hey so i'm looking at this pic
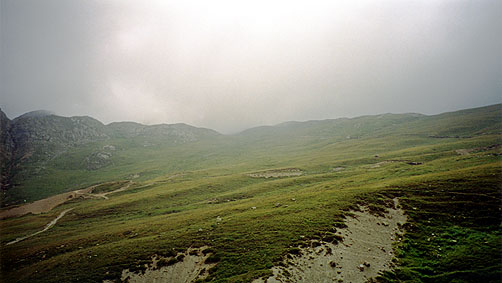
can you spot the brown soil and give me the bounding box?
[254,198,407,283]
[0,181,133,219]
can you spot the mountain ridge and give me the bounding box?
[0,103,500,206]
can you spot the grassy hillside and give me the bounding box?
[4,104,500,206]
[0,105,500,282]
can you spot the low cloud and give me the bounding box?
[1,0,501,133]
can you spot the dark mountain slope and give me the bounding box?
[0,109,14,190]
[0,111,221,205]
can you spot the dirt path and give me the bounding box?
[6,208,74,246]
[0,186,97,219]
[254,198,406,283]
[92,181,133,200]
[0,181,133,219]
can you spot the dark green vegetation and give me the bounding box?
[0,104,501,282]
[371,172,501,283]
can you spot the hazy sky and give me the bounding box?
[1,0,501,133]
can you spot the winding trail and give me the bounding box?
[6,208,74,246]
[0,181,134,219]
[92,181,133,200]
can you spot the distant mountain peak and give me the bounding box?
[15,110,55,119]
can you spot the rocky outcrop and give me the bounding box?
[0,110,221,203]
[0,109,14,190]
[10,114,108,164]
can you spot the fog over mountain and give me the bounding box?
[1,0,501,133]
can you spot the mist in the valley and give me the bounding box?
[1,0,501,133]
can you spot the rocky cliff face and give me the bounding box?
[0,109,14,189]
[0,110,220,194]
[10,114,108,164]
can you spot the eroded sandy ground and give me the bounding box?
[0,181,133,219]
[254,198,406,283]
[0,188,93,219]
[106,247,215,283]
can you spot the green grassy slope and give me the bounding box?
[0,104,500,282]
[5,104,500,205]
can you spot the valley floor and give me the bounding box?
[0,133,501,283]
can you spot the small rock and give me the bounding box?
[216,216,222,222]
[291,198,296,201]
[363,261,370,267]
[275,203,281,207]
[251,206,257,209]
[358,264,365,271]
[198,228,203,232]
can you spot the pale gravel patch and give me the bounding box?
[247,168,303,178]
[105,247,215,283]
[254,198,406,283]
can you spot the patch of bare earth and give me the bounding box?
[0,187,92,219]
[248,168,303,178]
[254,198,406,283]
[0,181,133,219]
[106,247,215,283]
